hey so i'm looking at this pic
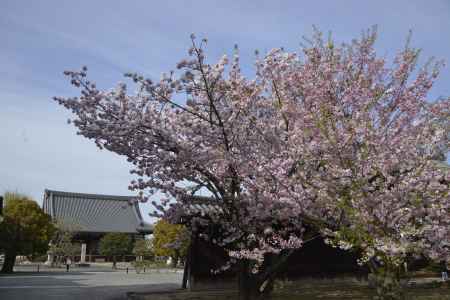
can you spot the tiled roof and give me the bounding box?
[43,189,153,234]
[176,194,224,217]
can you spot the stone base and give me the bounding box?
[76,263,91,267]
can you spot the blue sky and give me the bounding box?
[1,0,450,221]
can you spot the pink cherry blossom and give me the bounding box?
[55,28,449,298]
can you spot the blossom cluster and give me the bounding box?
[55,28,450,275]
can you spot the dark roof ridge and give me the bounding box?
[44,189,138,202]
[43,189,153,234]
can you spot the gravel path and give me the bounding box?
[0,269,182,300]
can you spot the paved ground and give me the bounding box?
[0,267,182,300]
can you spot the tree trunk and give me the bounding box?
[171,255,178,268]
[112,256,117,269]
[181,261,188,289]
[238,262,257,300]
[237,250,296,300]
[181,245,191,289]
[368,261,406,300]
[238,260,273,300]
[1,249,17,273]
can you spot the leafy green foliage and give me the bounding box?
[48,221,82,266]
[0,192,56,272]
[0,192,55,255]
[152,219,190,263]
[99,233,132,257]
[132,239,153,259]
[50,231,80,258]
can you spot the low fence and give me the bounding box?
[3,261,184,274]
[61,255,154,263]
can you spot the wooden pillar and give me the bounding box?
[188,234,197,290]
[182,243,192,289]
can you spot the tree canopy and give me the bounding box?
[132,239,154,259]
[0,192,56,273]
[152,219,189,263]
[56,28,449,299]
[49,222,80,264]
[99,233,132,257]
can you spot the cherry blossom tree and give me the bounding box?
[56,28,449,300]
[242,29,450,300]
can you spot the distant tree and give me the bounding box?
[49,226,80,266]
[132,239,153,261]
[0,192,56,273]
[153,220,190,267]
[99,233,132,269]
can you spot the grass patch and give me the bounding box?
[129,281,450,300]
[273,280,450,300]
